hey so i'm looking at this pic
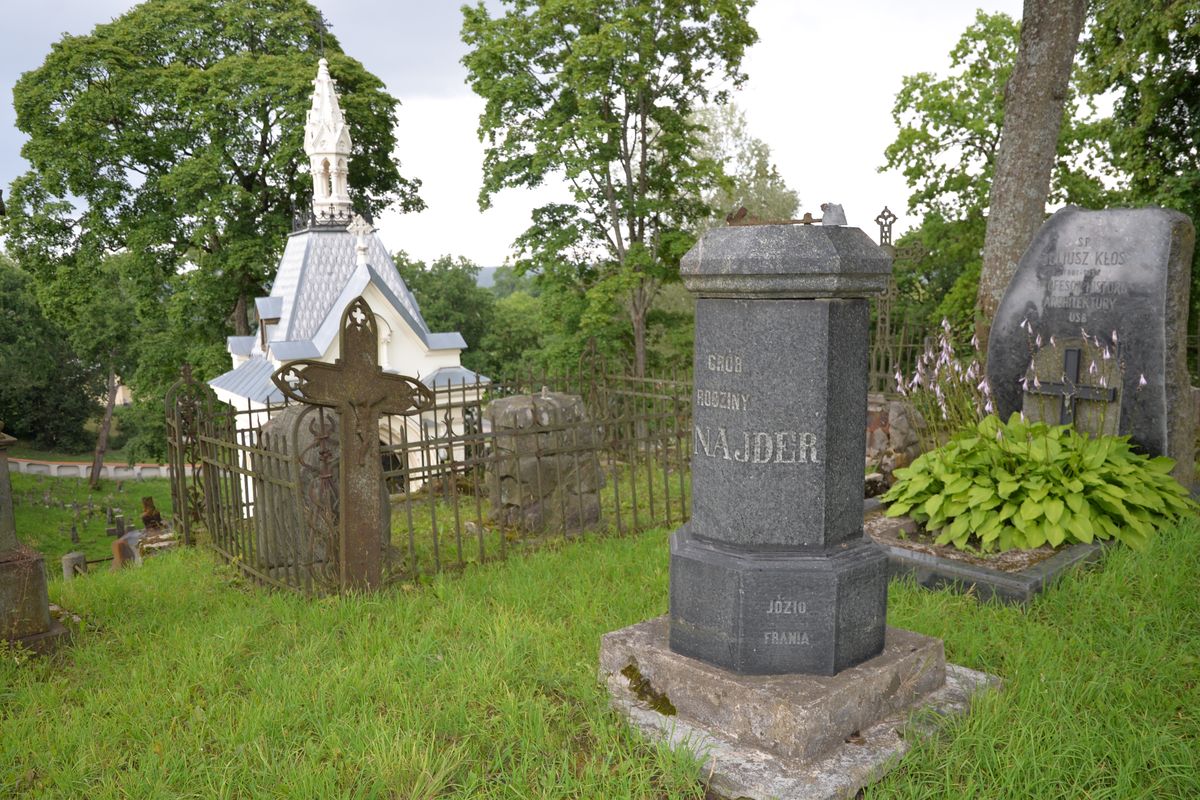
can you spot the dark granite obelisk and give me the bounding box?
[669,221,892,675]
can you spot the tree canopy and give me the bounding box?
[3,0,424,457]
[881,10,1114,341]
[461,0,758,375]
[692,102,799,232]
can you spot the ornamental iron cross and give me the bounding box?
[272,297,434,591]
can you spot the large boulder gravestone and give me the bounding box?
[987,206,1196,485]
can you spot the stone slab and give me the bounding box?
[608,659,998,800]
[868,513,1108,605]
[601,616,999,800]
[601,617,946,763]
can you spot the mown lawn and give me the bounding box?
[2,518,1198,799]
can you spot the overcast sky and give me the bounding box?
[1,0,1025,266]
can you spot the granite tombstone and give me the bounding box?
[987,206,1195,485]
[669,220,892,676]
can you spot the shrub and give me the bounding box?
[881,413,1195,552]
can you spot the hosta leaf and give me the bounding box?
[1045,522,1066,548]
[924,494,944,517]
[997,480,1019,498]
[1020,497,1043,521]
[885,502,912,517]
[1044,498,1064,524]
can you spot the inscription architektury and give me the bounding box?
[669,222,893,676]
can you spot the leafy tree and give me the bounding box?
[4,0,424,450]
[1082,0,1200,339]
[881,10,1114,343]
[0,254,99,450]
[490,265,540,300]
[462,0,758,376]
[977,0,1089,354]
[477,291,546,379]
[394,252,496,376]
[692,103,799,231]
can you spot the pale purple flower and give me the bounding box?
[984,400,994,414]
[1099,375,1108,388]
[1036,333,1043,348]
[1049,335,1056,347]
[1103,347,1111,361]
[1111,330,1119,345]
[971,334,979,350]
[1080,327,1090,339]
[1089,360,1098,375]
[1138,373,1148,388]
[1033,375,1041,390]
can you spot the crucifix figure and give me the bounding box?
[1022,338,1120,434]
[272,297,434,591]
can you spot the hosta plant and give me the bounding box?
[882,414,1195,552]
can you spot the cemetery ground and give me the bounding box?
[9,474,173,564]
[3,512,1198,798]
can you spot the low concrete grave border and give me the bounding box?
[863,500,1107,605]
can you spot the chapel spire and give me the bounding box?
[304,58,353,222]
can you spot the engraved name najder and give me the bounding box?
[694,426,820,464]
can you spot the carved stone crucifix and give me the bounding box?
[272,297,433,591]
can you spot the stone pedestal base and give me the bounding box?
[601,616,999,800]
[670,526,888,675]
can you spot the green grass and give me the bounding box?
[7,444,131,464]
[2,518,1198,798]
[8,474,174,564]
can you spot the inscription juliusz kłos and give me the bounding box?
[1042,237,1130,325]
[695,350,821,464]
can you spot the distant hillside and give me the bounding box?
[476,267,500,288]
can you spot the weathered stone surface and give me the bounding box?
[0,548,52,640]
[670,528,888,676]
[681,224,892,298]
[672,223,891,675]
[987,206,1196,484]
[602,617,946,763]
[602,620,999,800]
[0,427,16,553]
[485,392,604,532]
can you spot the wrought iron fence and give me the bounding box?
[165,364,691,596]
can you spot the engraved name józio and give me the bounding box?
[766,597,807,615]
[694,426,820,464]
[763,631,811,646]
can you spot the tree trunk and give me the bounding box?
[975,0,1088,356]
[90,366,118,489]
[232,293,250,336]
